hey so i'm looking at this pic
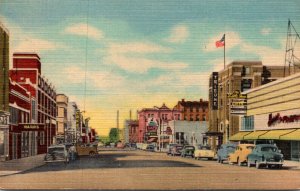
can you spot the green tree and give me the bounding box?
[109,128,119,143]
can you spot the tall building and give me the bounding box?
[67,101,79,144]
[56,94,68,144]
[174,99,209,121]
[207,61,288,149]
[0,22,9,160]
[128,120,139,143]
[10,53,57,154]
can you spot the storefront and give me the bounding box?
[230,72,300,161]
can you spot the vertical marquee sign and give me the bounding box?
[212,72,218,110]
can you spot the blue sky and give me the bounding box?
[1,0,300,135]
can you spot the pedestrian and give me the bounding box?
[69,145,76,161]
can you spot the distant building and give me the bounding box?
[174,99,209,121]
[123,120,130,144]
[207,61,291,149]
[168,121,208,146]
[128,120,138,143]
[138,103,181,149]
[0,22,9,161]
[10,53,57,154]
[56,94,68,144]
[67,102,79,143]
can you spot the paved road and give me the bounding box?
[0,148,300,190]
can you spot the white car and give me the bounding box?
[44,144,70,163]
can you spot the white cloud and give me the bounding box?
[63,66,125,89]
[241,43,285,66]
[104,42,187,73]
[64,23,104,41]
[14,38,66,52]
[204,31,241,52]
[165,24,189,43]
[261,28,272,35]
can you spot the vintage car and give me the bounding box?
[76,144,98,156]
[170,145,184,156]
[217,143,237,163]
[145,144,155,152]
[247,144,284,169]
[167,143,178,155]
[44,144,70,163]
[181,145,195,158]
[194,145,215,160]
[228,144,255,166]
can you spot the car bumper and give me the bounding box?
[259,161,283,165]
[44,159,67,163]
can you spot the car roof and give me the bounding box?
[238,144,255,148]
[49,144,66,148]
[255,144,277,148]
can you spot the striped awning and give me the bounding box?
[243,130,269,140]
[276,129,300,141]
[259,129,296,140]
[229,131,252,141]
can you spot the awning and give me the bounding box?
[229,131,252,141]
[205,131,223,136]
[258,129,297,140]
[243,130,269,140]
[280,129,300,141]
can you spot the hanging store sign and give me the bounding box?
[212,72,218,110]
[229,91,247,115]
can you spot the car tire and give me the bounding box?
[237,158,242,166]
[247,160,251,168]
[255,161,260,169]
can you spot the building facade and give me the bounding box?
[67,101,79,144]
[168,120,208,146]
[137,103,181,148]
[128,120,139,143]
[0,22,9,161]
[56,94,68,144]
[207,61,287,149]
[10,53,57,154]
[230,72,300,161]
[174,99,209,121]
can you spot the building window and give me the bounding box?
[196,115,199,121]
[196,107,199,112]
[190,115,193,121]
[245,67,250,74]
[202,114,206,121]
[40,132,45,145]
[184,115,187,120]
[31,100,36,121]
[241,116,254,131]
[190,107,193,112]
[9,107,18,124]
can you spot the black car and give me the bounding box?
[167,143,178,155]
[171,145,184,156]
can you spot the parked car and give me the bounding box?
[44,144,70,163]
[194,145,215,160]
[217,143,237,163]
[167,143,178,155]
[116,142,125,149]
[228,144,255,166]
[171,145,184,156]
[76,144,98,156]
[247,144,284,169]
[181,145,195,158]
[145,144,155,152]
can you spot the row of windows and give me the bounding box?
[38,77,56,99]
[145,113,181,120]
[183,107,207,112]
[9,107,30,124]
[241,115,254,130]
[184,114,207,121]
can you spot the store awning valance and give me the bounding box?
[259,129,296,140]
[277,129,300,141]
[229,131,251,141]
[243,130,269,140]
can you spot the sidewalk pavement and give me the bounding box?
[0,154,45,176]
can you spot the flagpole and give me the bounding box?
[224,34,226,69]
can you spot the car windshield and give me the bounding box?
[246,146,254,150]
[48,147,65,153]
[261,147,277,152]
[226,146,235,149]
[176,146,183,149]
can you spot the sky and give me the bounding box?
[1,0,300,136]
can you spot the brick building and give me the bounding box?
[10,53,57,154]
[174,99,209,121]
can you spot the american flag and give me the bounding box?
[215,34,225,48]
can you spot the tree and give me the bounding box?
[109,128,119,143]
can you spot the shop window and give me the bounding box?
[241,116,254,130]
[9,107,18,124]
[40,132,45,145]
[202,114,206,121]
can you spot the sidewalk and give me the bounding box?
[0,154,45,176]
[284,160,300,170]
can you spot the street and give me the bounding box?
[0,148,300,190]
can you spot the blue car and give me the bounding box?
[217,143,237,163]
